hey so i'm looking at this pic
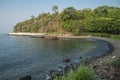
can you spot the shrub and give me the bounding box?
[54,66,94,80]
[112,35,120,40]
[110,56,120,68]
[74,66,94,80]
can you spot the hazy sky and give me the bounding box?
[0,0,120,33]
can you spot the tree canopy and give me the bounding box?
[14,5,120,35]
[52,5,58,14]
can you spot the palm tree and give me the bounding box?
[52,5,58,13]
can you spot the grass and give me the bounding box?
[77,32,120,40]
[54,66,94,80]
[110,56,120,68]
[92,33,120,40]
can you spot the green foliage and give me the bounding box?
[74,66,94,80]
[14,5,120,35]
[52,5,58,13]
[54,66,94,80]
[60,7,77,21]
[110,56,120,68]
[47,27,56,32]
[94,6,109,17]
[76,32,120,40]
[95,33,111,37]
[112,35,120,40]
[61,20,81,35]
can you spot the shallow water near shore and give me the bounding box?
[0,34,111,80]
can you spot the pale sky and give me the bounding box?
[0,0,120,33]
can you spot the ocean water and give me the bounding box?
[0,34,111,80]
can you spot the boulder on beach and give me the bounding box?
[19,75,31,80]
[30,35,40,38]
[47,36,58,40]
[62,58,70,63]
[41,35,45,38]
[30,35,45,38]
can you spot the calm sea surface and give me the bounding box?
[0,34,110,80]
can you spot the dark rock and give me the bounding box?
[69,63,76,71]
[57,64,68,69]
[72,59,81,68]
[30,36,40,38]
[56,63,71,74]
[74,59,80,64]
[93,65,98,69]
[55,68,63,76]
[47,36,58,40]
[19,75,31,80]
[84,58,90,64]
[62,64,71,73]
[48,68,62,78]
[41,35,44,38]
[45,74,52,80]
[48,69,56,77]
[67,59,81,71]
[62,58,70,63]
[94,75,102,80]
[79,56,83,60]
[30,35,45,38]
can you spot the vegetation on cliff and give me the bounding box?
[14,5,120,36]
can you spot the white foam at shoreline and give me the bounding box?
[9,32,92,39]
[9,33,46,36]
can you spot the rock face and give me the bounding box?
[19,75,31,80]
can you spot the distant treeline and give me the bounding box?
[14,5,120,35]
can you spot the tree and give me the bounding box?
[60,7,76,21]
[31,15,35,19]
[52,5,58,14]
[94,6,108,17]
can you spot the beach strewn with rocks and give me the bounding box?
[88,37,120,80]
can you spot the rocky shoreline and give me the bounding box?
[88,37,120,80]
[9,33,120,80]
[44,36,116,80]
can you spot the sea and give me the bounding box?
[0,34,111,80]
